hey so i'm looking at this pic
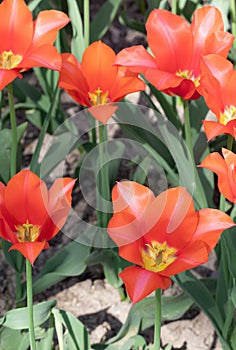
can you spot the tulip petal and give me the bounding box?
[146,9,192,72]
[115,45,158,73]
[0,69,22,91]
[120,265,171,304]
[81,41,117,93]
[19,45,62,71]
[162,240,209,276]
[144,187,198,250]
[32,10,70,49]
[0,0,33,54]
[4,170,48,225]
[199,152,228,175]
[193,208,235,250]
[87,104,118,124]
[203,120,236,141]
[39,178,76,240]
[9,241,49,265]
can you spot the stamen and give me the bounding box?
[88,87,109,106]
[15,219,40,243]
[142,241,177,273]
[219,105,236,125]
[0,50,22,69]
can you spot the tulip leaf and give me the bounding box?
[90,0,123,42]
[0,123,27,183]
[53,308,90,350]
[92,293,193,349]
[0,300,56,330]
[33,241,90,294]
[0,327,29,350]
[67,0,85,61]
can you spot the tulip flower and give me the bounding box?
[115,6,233,100]
[199,54,236,140]
[0,0,70,90]
[58,41,145,123]
[107,181,234,303]
[199,148,236,203]
[0,170,76,264]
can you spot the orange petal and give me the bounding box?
[144,187,198,250]
[146,9,192,72]
[202,120,236,141]
[120,266,171,304]
[0,0,33,55]
[4,170,49,225]
[39,178,76,240]
[112,181,155,218]
[191,7,233,62]
[0,218,18,243]
[193,208,235,250]
[199,152,228,176]
[163,240,209,276]
[59,53,90,106]
[32,10,70,49]
[9,241,49,265]
[19,45,62,71]
[115,45,158,73]
[81,41,117,93]
[87,104,118,124]
[0,69,22,91]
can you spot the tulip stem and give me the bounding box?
[153,289,162,349]
[84,0,90,48]
[171,0,177,14]
[227,134,234,151]
[183,99,208,208]
[26,259,36,350]
[7,83,17,177]
[97,123,111,229]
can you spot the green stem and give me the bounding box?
[30,86,58,175]
[7,83,18,177]
[26,260,36,350]
[171,0,177,14]
[183,100,208,208]
[227,134,234,151]
[231,0,236,49]
[153,289,161,349]
[84,0,90,48]
[97,123,110,228]
[183,100,194,161]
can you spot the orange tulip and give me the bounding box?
[0,0,70,90]
[58,41,145,123]
[199,148,236,203]
[0,170,76,265]
[199,54,236,140]
[107,181,234,303]
[115,6,233,100]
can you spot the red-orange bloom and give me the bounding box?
[0,0,70,90]
[199,54,236,140]
[115,6,233,100]
[199,148,236,203]
[107,181,234,304]
[58,41,145,123]
[0,170,76,265]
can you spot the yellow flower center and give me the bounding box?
[0,50,22,69]
[88,87,109,106]
[142,241,177,273]
[176,69,200,87]
[15,220,40,243]
[219,105,236,125]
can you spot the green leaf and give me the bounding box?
[33,241,90,294]
[67,0,85,61]
[0,123,27,183]
[0,327,29,350]
[0,300,56,330]
[90,0,123,42]
[53,308,90,350]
